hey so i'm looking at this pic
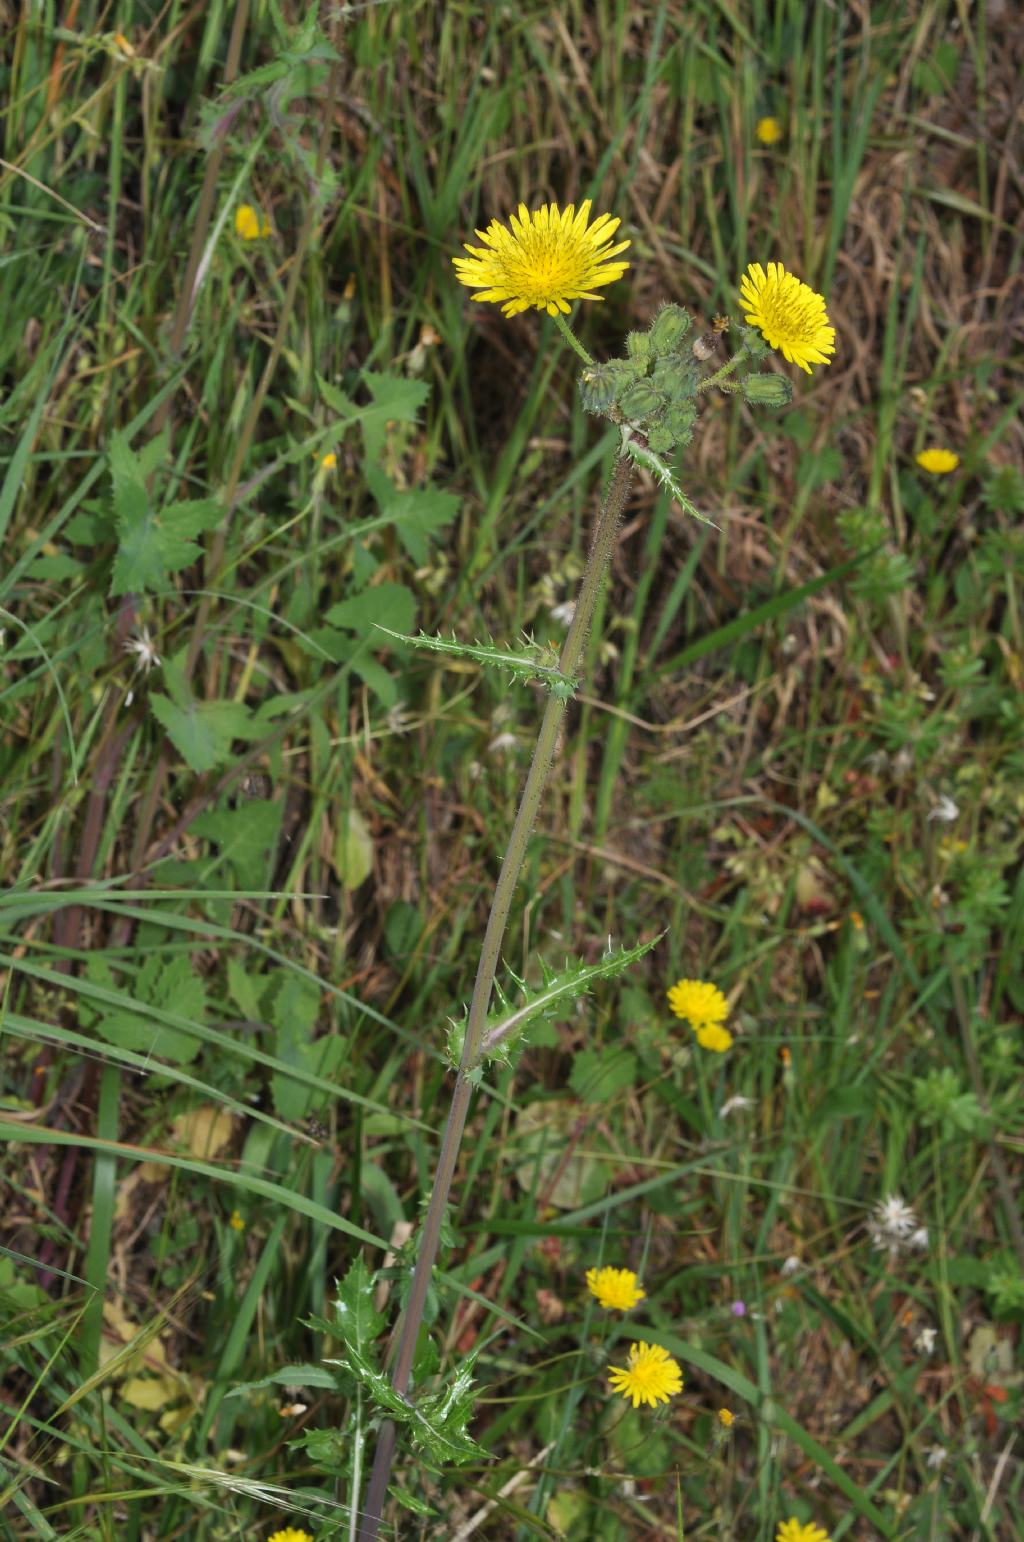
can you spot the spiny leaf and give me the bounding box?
[375,627,577,699]
[325,1343,485,1466]
[623,439,721,531]
[454,935,662,1069]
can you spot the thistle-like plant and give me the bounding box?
[340,202,836,1538]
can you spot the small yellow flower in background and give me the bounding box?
[756,116,783,145]
[667,978,728,1031]
[915,447,959,474]
[607,1341,683,1409]
[268,1529,314,1542]
[234,203,271,241]
[585,1266,646,1311]
[452,199,631,318]
[740,262,836,374]
[316,451,337,470]
[695,1022,734,1053]
[718,1407,735,1427]
[228,1209,245,1232]
[776,1520,832,1542]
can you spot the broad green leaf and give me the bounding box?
[568,1047,637,1103]
[223,1363,337,1398]
[333,807,373,891]
[368,469,460,564]
[335,1256,384,1352]
[193,800,283,889]
[324,582,416,637]
[269,973,341,1122]
[108,426,222,595]
[316,370,428,465]
[90,955,206,1064]
[149,694,255,773]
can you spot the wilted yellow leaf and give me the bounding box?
[121,1373,181,1411]
[170,1105,237,1159]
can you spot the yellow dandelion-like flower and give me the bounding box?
[718,1407,735,1426]
[234,204,271,241]
[695,1022,734,1054]
[667,978,728,1031]
[915,447,959,474]
[585,1266,646,1311]
[452,199,631,318]
[316,451,337,470]
[607,1341,683,1409]
[756,116,783,145]
[739,262,836,374]
[228,1209,245,1232]
[267,1529,314,1542]
[776,1520,832,1542]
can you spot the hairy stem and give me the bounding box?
[357,447,636,1540]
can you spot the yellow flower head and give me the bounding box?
[776,1521,832,1542]
[607,1341,683,1409]
[228,1209,245,1232]
[268,1529,314,1542]
[739,262,836,374]
[585,1266,646,1311]
[915,447,959,474]
[452,199,630,318]
[316,451,337,470]
[695,1022,734,1053]
[667,978,728,1031]
[235,203,271,241]
[718,1406,736,1426]
[756,116,783,145]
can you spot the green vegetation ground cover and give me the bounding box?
[1,2,1022,1538]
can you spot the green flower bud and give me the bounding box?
[627,330,653,366]
[663,402,697,438]
[652,355,699,401]
[578,359,641,415]
[578,363,619,414]
[648,303,692,354]
[738,324,770,359]
[741,372,794,408]
[618,382,665,421]
[646,424,676,454]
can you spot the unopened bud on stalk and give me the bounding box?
[741,373,794,407]
[648,303,692,354]
[626,330,653,366]
[618,381,664,421]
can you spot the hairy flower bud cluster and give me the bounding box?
[578,303,699,455]
[579,305,796,449]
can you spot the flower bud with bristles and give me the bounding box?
[741,373,794,408]
[626,330,653,366]
[618,382,664,422]
[648,303,692,354]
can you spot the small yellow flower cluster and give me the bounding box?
[451,203,834,385]
[915,447,959,474]
[607,1341,683,1409]
[584,1267,683,1409]
[585,1266,645,1311]
[667,977,733,1052]
[756,116,784,145]
[776,1520,833,1542]
[268,1529,314,1542]
[235,203,271,241]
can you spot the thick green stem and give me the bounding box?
[357,449,635,1541]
